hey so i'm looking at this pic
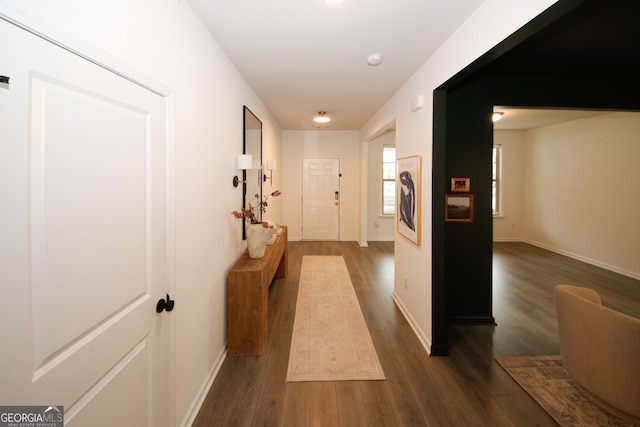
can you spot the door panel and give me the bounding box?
[0,19,169,426]
[30,75,149,369]
[302,158,340,240]
[65,340,150,427]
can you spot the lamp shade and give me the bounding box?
[237,154,253,170]
[266,160,276,171]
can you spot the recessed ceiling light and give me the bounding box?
[323,0,345,4]
[313,111,331,123]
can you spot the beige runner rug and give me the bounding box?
[286,256,385,382]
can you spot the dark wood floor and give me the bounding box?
[192,241,640,426]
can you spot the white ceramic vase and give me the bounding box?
[246,223,268,258]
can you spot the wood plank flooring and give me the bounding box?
[192,241,640,426]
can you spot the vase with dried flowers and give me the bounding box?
[232,190,281,258]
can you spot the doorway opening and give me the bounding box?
[432,0,640,354]
[366,128,396,243]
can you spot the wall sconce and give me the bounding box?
[233,154,253,187]
[263,160,276,185]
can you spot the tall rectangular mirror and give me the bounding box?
[243,106,262,239]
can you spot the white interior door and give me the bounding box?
[302,158,340,240]
[0,19,171,426]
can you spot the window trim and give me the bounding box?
[382,145,396,216]
[492,144,502,216]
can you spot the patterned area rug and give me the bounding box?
[286,256,385,382]
[495,355,634,426]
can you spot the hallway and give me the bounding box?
[193,241,639,426]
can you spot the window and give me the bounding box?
[492,145,502,216]
[382,145,396,215]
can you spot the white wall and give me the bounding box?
[494,114,640,279]
[493,130,526,241]
[359,0,559,353]
[367,132,396,241]
[522,112,640,279]
[261,119,283,223]
[281,130,360,241]
[2,1,282,425]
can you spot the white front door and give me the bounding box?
[0,19,171,426]
[302,158,340,240]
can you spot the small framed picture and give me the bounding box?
[451,177,470,192]
[445,194,474,222]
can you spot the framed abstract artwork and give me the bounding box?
[397,155,421,246]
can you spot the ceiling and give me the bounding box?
[493,108,609,130]
[187,0,485,130]
[188,0,640,131]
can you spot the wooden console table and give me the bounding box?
[228,226,288,356]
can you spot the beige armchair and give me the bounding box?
[555,284,640,425]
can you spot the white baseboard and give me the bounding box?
[492,237,523,242]
[523,239,640,281]
[180,344,228,427]
[391,292,432,356]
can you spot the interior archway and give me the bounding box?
[431,0,640,354]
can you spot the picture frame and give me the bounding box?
[397,155,421,246]
[445,194,474,222]
[451,177,470,192]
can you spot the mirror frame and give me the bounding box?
[242,106,262,239]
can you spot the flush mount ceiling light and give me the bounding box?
[323,0,345,4]
[492,112,504,122]
[367,53,382,66]
[313,111,331,123]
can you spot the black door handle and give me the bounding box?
[156,294,175,313]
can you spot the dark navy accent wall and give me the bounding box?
[443,82,494,323]
[434,72,640,344]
